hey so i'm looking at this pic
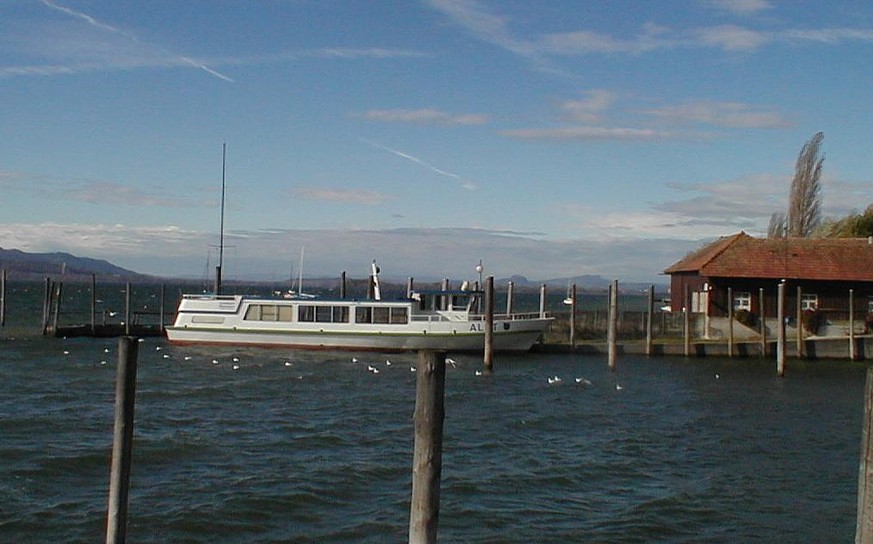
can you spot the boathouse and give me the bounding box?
[663,232,873,335]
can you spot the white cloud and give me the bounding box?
[499,126,674,141]
[360,108,488,125]
[703,0,774,16]
[695,24,771,51]
[294,187,395,205]
[558,90,617,123]
[645,100,792,129]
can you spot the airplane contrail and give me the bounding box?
[359,138,476,190]
[38,0,235,82]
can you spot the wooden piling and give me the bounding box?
[645,284,654,356]
[52,282,62,335]
[106,337,139,544]
[506,280,514,315]
[856,367,873,543]
[42,278,51,334]
[759,288,766,357]
[407,277,414,300]
[340,271,347,299]
[569,283,577,348]
[91,274,97,334]
[850,289,857,361]
[483,276,494,372]
[796,285,804,359]
[124,283,131,336]
[0,268,6,327]
[683,285,691,357]
[408,350,446,544]
[777,282,786,377]
[159,284,166,333]
[727,287,734,357]
[607,279,618,371]
[539,284,547,318]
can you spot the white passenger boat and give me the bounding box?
[166,263,552,353]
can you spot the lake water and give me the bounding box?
[0,281,868,542]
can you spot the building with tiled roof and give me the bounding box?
[663,232,873,321]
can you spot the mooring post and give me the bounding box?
[124,283,131,336]
[683,284,691,357]
[645,285,654,356]
[0,268,6,327]
[409,350,446,544]
[607,279,618,371]
[727,287,734,357]
[340,271,347,299]
[407,277,414,300]
[850,289,857,361]
[159,284,166,333]
[42,278,51,334]
[506,280,514,315]
[484,276,494,372]
[759,288,766,358]
[796,285,804,359]
[777,282,786,377]
[856,367,873,543]
[106,336,139,544]
[539,284,547,318]
[569,283,577,348]
[91,274,97,334]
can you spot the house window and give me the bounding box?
[733,292,751,311]
[867,297,873,314]
[801,294,818,311]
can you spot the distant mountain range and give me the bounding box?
[0,248,153,282]
[0,248,668,292]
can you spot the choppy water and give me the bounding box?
[0,333,866,543]
[0,282,868,542]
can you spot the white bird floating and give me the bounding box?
[184,356,193,361]
[212,359,219,365]
[575,377,592,385]
[232,364,240,370]
[232,357,240,362]
[475,370,483,376]
[385,359,391,366]
[548,376,562,384]
[284,361,292,367]
[446,358,457,367]
[352,357,359,363]
[410,366,416,372]
[615,384,623,391]
[104,348,110,353]
[162,354,170,359]
[156,346,162,351]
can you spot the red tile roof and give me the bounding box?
[664,232,873,281]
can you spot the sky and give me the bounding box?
[1,0,872,285]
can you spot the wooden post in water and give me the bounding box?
[683,285,691,356]
[124,283,131,336]
[42,278,51,334]
[407,277,414,300]
[856,367,873,543]
[850,289,857,361]
[539,284,547,318]
[569,283,577,348]
[340,271,347,299]
[759,288,767,358]
[0,268,6,327]
[506,281,514,315]
[91,274,97,334]
[484,276,494,373]
[106,336,139,544]
[727,287,734,357]
[777,282,786,377]
[796,285,804,359]
[409,350,446,544]
[645,285,654,356]
[607,279,618,371]
[159,284,166,333]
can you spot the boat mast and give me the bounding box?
[214,142,227,295]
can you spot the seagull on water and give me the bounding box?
[575,377,592,385]
[615,383,623,391]
[548,376,562,384]
[475,370,483,376]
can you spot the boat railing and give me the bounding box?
[465,311,551,322]
[181,294,239,301]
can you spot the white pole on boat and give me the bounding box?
[371,260,382,301]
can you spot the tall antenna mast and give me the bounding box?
[214,142,227,295]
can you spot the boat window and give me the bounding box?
[355,307,372,324]
[316,306,333,322]
[372,307,390,324]
[260,304,278,321]
[390,307,408,324]
[333,306,350,323]
[244,305,261,321]
[278,305,294,322]
[298,305,315,322]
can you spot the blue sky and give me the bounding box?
[1,0,872,284]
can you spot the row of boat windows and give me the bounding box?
[243,304,409,325]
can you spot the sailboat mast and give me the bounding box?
[214,142,227,295]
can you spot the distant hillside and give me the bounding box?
[0,248,153,282]
[498,274,668,294]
